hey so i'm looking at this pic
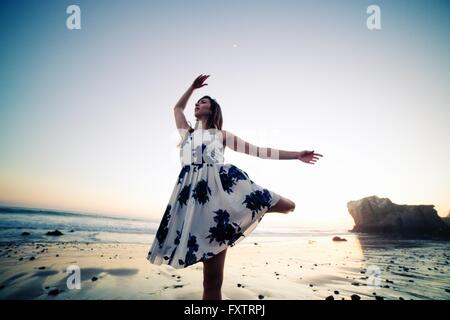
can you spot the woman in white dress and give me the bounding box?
[147,74,323,300]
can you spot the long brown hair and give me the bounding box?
[201,95,223,131]
[177,95,223,148]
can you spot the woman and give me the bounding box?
[147,74,323,300]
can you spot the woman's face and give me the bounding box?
[194,97,211,119]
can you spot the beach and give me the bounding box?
[1,233,449,300]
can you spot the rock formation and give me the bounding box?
[443,210,450,227]
[347,195,450,239]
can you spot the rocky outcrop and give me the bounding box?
[347,196,450,239]
[46,230,63,236]
[444,210,450,227]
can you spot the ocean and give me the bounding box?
[0,206,349,245]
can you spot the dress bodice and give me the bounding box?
[179,129,225,166]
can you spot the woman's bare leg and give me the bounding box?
[267,195,296,213]
[202,248,227,300]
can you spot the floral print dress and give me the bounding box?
[147,129,281,269]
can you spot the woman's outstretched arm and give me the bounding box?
[221,130,323,164]
[173,74,209,137]
[173,85,194,135]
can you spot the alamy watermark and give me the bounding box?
[66,264,81,289]
[366,264,382,288]
[177,127,281,165]
[367,5,381,30]
[66,5,81,30]
[64,5,381,32]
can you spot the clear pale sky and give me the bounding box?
[0,0,449,229]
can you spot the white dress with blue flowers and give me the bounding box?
[147,129,281,269]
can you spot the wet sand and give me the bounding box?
[0,235,449,300]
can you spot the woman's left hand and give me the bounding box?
[191,74,210,90]
[297,150,323,164]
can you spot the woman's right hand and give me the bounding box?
[191,74,210,89]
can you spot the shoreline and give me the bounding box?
[0,234,448,300]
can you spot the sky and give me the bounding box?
[0,0,449,229]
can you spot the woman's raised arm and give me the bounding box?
[173,74,209,137]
